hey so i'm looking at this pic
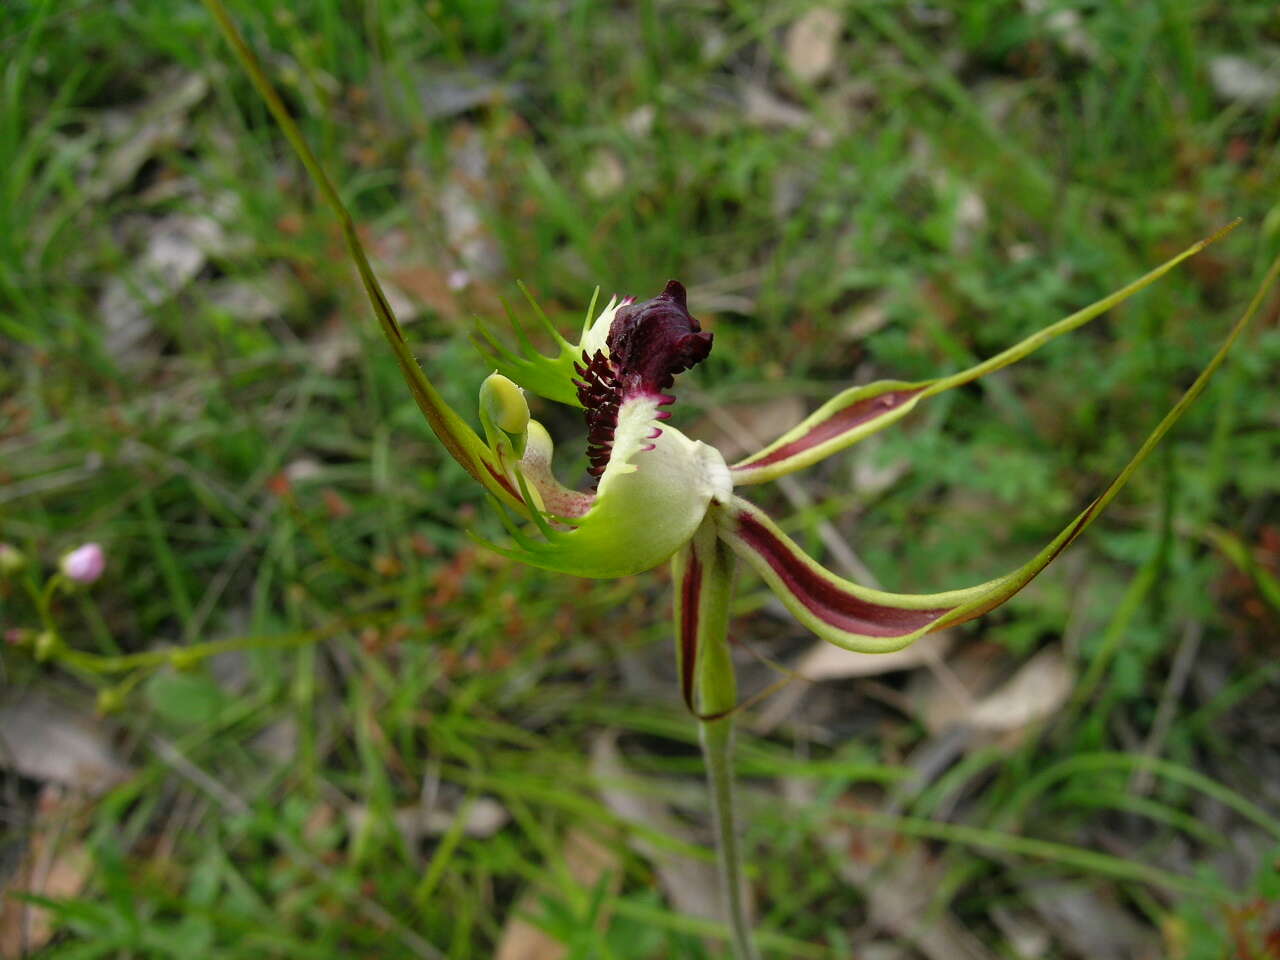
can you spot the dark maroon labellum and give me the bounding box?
[572,280,713,482]
[574,350,622,479]
[606,280,713,396]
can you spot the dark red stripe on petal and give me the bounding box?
[484,463,524,504]
[679,550,703,712]
[735,387,925,471]
[735,511,949,637]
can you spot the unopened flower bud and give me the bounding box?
[4,627,32,647]
[60,543,105,584]
[479,372,531,459]
[480,373,530,436]
[34,630,61,662]
[97,688,126,714]
[0,543,25,576]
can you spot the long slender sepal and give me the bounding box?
[201,0,522,509]
[716,498,985,652]
[718,245,1280,650]
[731,221,1241,485]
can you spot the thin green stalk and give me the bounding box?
[685,526,760,960]
[700,717,759,960]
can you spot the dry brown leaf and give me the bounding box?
[385,266,456,319]
[907,646,1073,752]
[1208,53,1280,106]
[784,8,844,85]
[345,796,509,844]
[623,105,656,138]
[1022,881,1158,960]
[755,632,955,733]
[99,212,232,362]
[86,69,209,204]
[0,785,94,956]
[990,904,1050,959]
[907,642,1008,734]
[590,731,720,922]
[787,780,998,960]
[798,631,955,683]
[582,149,625,199]
[850,438,911,499]
[414,67,519,120]
[1021,0,1100,61]
[0,691,131,794]
[967,647,1073,734]
[442,126,504,280]
[493,828,620,960]
[205,267,298,323]
[742,83,811,131]
[840,293,893,343]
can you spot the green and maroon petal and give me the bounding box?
[719,244,1279,650]
[203,0,524,510]
[479,409,730,578]
[672,519,737,716]
[731,223,1240,486]
[715,499,980,652]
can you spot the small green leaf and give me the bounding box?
[145,670,228,726]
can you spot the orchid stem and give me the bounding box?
[690,528,760,960]
[700,714,760,960]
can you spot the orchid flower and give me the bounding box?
[201,4,1279,954]
[469,236,1257,714]
[411,252,1272,960]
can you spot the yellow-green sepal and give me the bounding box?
[732,222,1242,485]
[473,287,611,409]
[721,247,1280,651]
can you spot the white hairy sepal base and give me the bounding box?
[497,395,731,578]
[579,295,626,360]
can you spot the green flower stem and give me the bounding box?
[54,631,311,674]
[701,717,758,960]
[692,532,760,960]
[22,572,61,631]
[47,610,399,676]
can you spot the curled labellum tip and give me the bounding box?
[606,280,713,396]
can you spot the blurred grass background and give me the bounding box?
[2,0,1280,957]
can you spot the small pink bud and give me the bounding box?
[60,543,105,584]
